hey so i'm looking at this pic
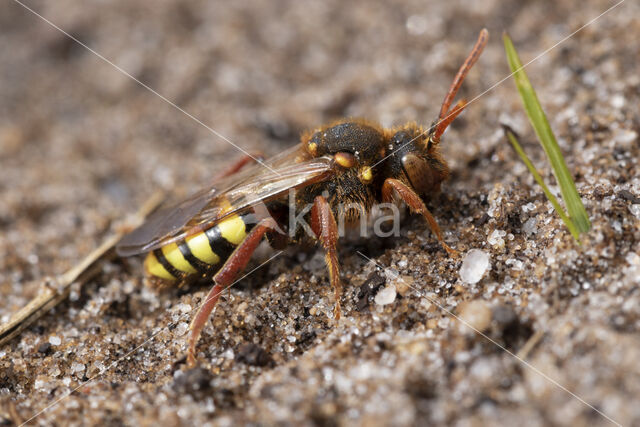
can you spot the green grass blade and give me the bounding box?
[503,33,591,234]
[504,127,581,242]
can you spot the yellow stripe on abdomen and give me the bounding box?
[186,231,221,265]
[144,212,254,282]
[161,242,197,274]
[144,251,177,281]
[217,214,247,245]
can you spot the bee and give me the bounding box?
[117,29,488,366]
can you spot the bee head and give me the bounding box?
[383,124,449,196]
[378,29,487,197]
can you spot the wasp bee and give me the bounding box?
[117,29,488,365]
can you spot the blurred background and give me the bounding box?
[1,0,639,425]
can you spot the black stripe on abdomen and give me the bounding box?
[178,241,213,273]
[205,226,237,260]
[153,248,183,278]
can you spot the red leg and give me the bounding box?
[187,283,224,366]
[211,152,265,182]
[310,195,343,320]
[382,178,457,256]
[187,218,276,366]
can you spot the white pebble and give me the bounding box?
[506,258,524,271]
[460,249,491,284]
[610,94,625,109]
[93,361,105,373]
[406,15,428,36]
[624,251,640,286]
[49,336,62,346]
[71,362,85,374]
[174,322,189,336]
[384,268,400,282]
[437,317,450,329]
[375,284,397,306]
[613,129,637,147]
[523,217,538,235]
[458,299,492,332]
[176,303,192,314]
[629,204,640,219]
[488,229,506,248]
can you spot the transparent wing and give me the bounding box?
[116,144,334,256]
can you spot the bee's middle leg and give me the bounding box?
[187,217,277,366]
[310,195,343,320]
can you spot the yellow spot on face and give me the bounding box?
[162,242,197,274]
[217,215,247,245]
[186,231,220,265]
[308,142,318,155]
[359,166,373,184]
[144,251,176,281]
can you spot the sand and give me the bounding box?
[1,0,639,425]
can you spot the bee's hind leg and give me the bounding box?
[310,195,343,320]
[211,152,265,182]
[187,217,277,366]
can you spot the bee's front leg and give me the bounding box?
[382,178,457,256]
[310,195,343,320]
[187,217,277,366]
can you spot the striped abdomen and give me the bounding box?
[144,212,255,282]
